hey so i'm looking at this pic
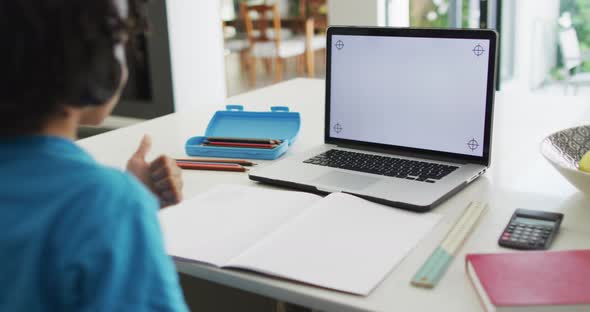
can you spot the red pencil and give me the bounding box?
[174,158,257,166]
[175,162,248,172]
[204,141,277,149]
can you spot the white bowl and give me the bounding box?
[541,125,590,194]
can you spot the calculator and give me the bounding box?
[498,209,564,250]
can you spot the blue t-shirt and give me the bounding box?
[0,136,188,311]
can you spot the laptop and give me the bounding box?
[249,27,498,212]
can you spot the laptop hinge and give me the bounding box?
[334,143,468,165]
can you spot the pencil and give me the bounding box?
[174,158,257,166]
[204,141,277,149]
[206,137,282,144]
[175,162,248,172]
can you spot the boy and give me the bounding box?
[0,0,189,310]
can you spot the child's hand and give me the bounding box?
[127,135,184,208]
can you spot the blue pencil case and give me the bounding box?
[185,105,300,160]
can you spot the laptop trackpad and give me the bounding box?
[313,171,379,191]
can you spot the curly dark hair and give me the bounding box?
[0,0,148,136]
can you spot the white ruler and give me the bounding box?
[411,201,488,288]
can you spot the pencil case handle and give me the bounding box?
[270,106,289,113]
[226,105,244,111]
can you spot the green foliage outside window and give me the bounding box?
[410,0,450,27]
[560,0,590,72]
[409,0,471,28]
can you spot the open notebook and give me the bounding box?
[159,185,442,296]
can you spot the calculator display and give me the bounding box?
[514,217,555,227]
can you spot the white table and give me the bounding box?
[79,78,590,312]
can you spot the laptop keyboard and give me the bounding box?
[303,150,459,183]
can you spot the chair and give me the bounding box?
[221,0,249,72]
[223,22,250,73]
[300,0,328,50]
[299,0,328,74]
[242,3,308,85]
[558,27,590,95]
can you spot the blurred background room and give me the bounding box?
[80,0,590,138]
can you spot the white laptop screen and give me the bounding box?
[329,34,491,157]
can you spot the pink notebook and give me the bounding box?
[466,250,590,311]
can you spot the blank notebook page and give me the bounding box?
[159,185,320,266]
[228,192,442,295]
